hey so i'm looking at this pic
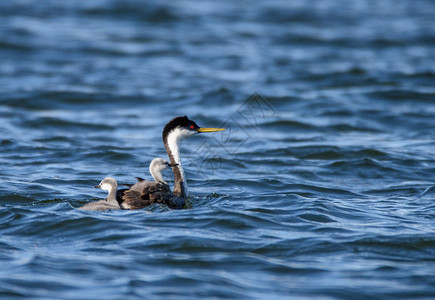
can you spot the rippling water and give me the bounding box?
[1,0,435,299]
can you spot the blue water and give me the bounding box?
[1,0,435,299]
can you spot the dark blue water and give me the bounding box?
[1,1,435,299]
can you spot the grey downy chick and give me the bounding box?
[119,158,176,209]
[79,177,121,211]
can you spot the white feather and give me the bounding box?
[166,127,197,197]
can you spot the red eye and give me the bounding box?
[190,125,194,129]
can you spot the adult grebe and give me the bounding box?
[119,116,225,209]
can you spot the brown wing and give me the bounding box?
[140,182,171,196]
[121,182,183,210]
[141,182,175,204]
[120,190,153,210]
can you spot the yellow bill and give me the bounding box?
[196,127,226,133]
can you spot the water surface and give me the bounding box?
[1,0,435,299]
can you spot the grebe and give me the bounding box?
[79,177,121,211]
[119,116,224,209]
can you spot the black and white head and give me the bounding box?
[162,116,225,145]
[95,177,117,191]
[149,157,177,174]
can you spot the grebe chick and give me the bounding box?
[119,158,176,209]
[128,158,176,192]
[79,177,121,211]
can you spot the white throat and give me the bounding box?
[166,127,196,197]
[101,183,113,191]
[101,182,117,204]
[150,165,166,183]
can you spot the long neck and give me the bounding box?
[151,168,166,184]
[106,185,118,204]
[164,132,188,198]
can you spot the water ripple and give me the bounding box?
[1,0,435,298]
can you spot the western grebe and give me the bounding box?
[79,177,121,211]
[119,116,225,209]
